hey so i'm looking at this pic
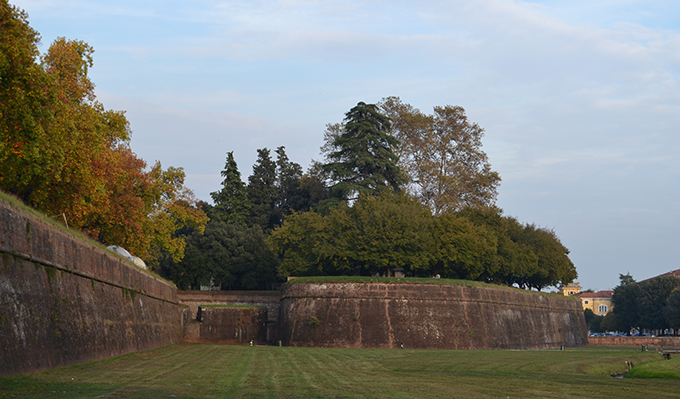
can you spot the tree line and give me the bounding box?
[598,273,680,334]
[167,102,575,291]
[2,2,576,291]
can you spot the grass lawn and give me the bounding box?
[1,344,679,398]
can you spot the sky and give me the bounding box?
[11,0,680,291]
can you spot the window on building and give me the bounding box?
[598,305,608,313]
[584,300,589,304]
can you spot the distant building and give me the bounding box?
[577,291,614,316]
[640,268,680,282]
[558,282,582,296]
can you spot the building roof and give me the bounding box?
[577,290,613,299]
[649,268,680,280]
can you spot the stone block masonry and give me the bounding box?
[0,200,185,377]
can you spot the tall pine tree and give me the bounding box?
[322,102,405,202]
[248,148,278,230]
[210,151,250,226]
[275,146,303,218]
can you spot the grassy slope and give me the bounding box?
[627,356,680,380]
[1,345,678,399]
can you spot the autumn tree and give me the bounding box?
[379,97,501,215]
[1,5,207,268]
[0,1,54,202]
[321,102,405,202]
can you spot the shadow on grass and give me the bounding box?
[0,375,178,399]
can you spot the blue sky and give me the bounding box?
[11,0,680,291]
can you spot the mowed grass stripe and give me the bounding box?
[2,344,680,398]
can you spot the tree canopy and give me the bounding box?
[321,102,405,201]
[611,274,680,333]
[0,3,207,269]
[268,192,575,290]
[379,97,501,214]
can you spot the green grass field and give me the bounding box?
[1,344,679,398]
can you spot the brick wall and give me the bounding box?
[279,281,588,350]
[0,199,185,377]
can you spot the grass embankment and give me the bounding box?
[1,345,678,398]
[627,357,680,380]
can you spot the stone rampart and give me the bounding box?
[184,306,269,345]
[279,281,587,350]
[0,199,185,377]
[178,290,281,321]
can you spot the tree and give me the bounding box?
[0,7,207,268]
[268,210,333,278]
[210,151,250,226]
[637,276,680,330]
[275,146,303,217]
[665,288,680,329]
[611,274,640,334]
[584,308,604,333]
[0,2,55,202]
[456,207,575,290]
[431,212,495,280]
[379,97,501,215]
[619,273,635,286]
[144,163,209,269]
[321,102,405,202]
[270,192,434,278]
[515,224,576,291]
[340,192,433,277]
[248,148,279,230]
[163,219,280,290]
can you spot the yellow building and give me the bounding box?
[558,282,582,296]
[577,291,614,316]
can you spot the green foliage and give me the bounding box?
[275,146,304,216]
[340,192,433,276]
[637,276,680,330]
[322,102,405,201]
[271,193,576,290]
[308,316,320,327]
[162,219,280,290]
[248,148,279,230]
[584,308,605,333]
[210,151,250,226]
[665,288,680,328]
[612,274,680,331]
[612,277,640,332]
